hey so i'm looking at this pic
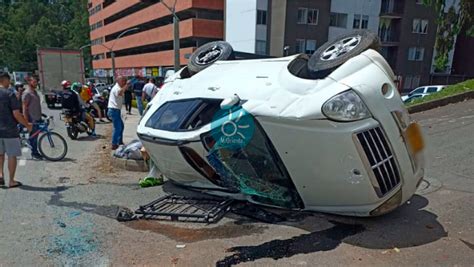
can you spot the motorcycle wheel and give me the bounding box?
[67,127,78,140]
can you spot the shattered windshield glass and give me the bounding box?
[204,112,303,209]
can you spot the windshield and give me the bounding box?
[204,118,303,209]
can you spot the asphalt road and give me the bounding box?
[0,100,473,266]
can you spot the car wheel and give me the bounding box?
[307,30,380,78]
[187,41,235,74]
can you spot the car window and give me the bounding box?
[411,87,425,95]
[145,99,221,131]
[426,87,438,93]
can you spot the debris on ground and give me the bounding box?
[139,176,164,188]
[116,193,288,225]
[113,139,144,160]
[134,194,234,223]
[231,202,286,224]
[176,244,186,249]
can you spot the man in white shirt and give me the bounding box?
[142,78,158,102]
[107,76,128,150]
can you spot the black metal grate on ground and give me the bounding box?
[134,194,235,223]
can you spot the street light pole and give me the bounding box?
[110,27,140,81]
[160,0,180,72]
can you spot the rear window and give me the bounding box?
[145,99,222,131]
[426,87,438,93]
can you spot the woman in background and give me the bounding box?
[124,80,133,115]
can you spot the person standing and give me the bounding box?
[143,78,158,102]
[0,72,32,188]
[107,76,128,150]
[132,76,145,116]
[124,80,133,115]
[22,76,43,160]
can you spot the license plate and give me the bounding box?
[405,122,424,154]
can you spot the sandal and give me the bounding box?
[9,181,23,188]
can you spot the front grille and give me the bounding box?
[356,127,401,197]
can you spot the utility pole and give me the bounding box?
[82,27,138,83]
[160,0,180,71]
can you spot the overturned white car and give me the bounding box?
[137,30,425,216]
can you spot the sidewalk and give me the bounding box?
[109,108,148,172]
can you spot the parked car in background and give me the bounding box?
[138,30,425,217]
[401,85,446,101]
[403,93,427,104]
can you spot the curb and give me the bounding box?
[110,153,149,172]
[407,90,474,114]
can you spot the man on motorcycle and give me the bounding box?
[79,84,105,123]
[61,81,96,136]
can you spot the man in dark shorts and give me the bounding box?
[132,76,145,116]
[22,76,43,160]
[0,72,32,188]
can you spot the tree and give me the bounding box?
[423,0,474,72]
[0,0,90,72]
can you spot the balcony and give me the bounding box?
[378,28,400,46]
[380,0,404,18]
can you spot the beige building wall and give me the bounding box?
[269,0,287,57]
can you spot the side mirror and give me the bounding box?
[220,94,241,110]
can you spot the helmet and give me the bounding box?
[71,82,82,92]
[14,82,23,88]
[61,80,71,89]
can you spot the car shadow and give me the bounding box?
[160,183,446,265]
[75,135,106,141]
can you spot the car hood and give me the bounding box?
[153,56,356,121]
[140,49,395,134]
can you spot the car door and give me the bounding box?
[425,86,439,95]
[410,87,425,96]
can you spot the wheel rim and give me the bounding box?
[40,133,67,160]
[196,45,223,65]
[320,35,362,61]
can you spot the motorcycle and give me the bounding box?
[61,109,94,140]
[87,95,111,121]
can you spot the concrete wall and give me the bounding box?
[225,0,258,53]
[328,0,381,40]
[268,0,287,56]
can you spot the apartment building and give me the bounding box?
[88,0,224,79]
[225,0,473,92]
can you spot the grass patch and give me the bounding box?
[407,79,474,106]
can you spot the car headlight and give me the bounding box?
[322,90,371,122]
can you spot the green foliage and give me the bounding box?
[406,79,474,106]
[423,0,474,72]
[0,0,90,72]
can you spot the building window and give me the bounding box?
[330,12,348,28]
[353,14,369,29]
[412,19,428,34]
[297,8,307,24]
[298,8,319,25]
[408,47,425,61]
[403,75,421,89]
[255,40,267,55]
[305,40,317,54]
[257,10,267,25]
[295,39,306,53]
[307,9,319,25]
[361,15,369,29]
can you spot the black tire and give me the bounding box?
[67,127,78,140]
[38,132,68,161]
[308,30,380,77]
[187,41,234,74]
